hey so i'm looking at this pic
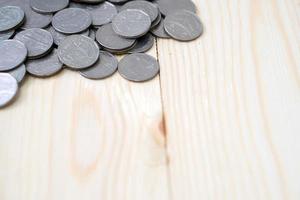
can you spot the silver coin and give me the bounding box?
[26,49,63,77]
[0,0,53,29]
[0,6,25,32]
[70,1,117,26]
[118,53,159,82]
[14,28,54,58]
[120,0,159,22]
[156,0,196,16]
[58,35,99,69]
[112,9,151,38]
[0,29,15,41]
[96,23,136,51]
[0,73,18,108]
[129,33,154,53]
[30,0,69,13]
[52,8,92,34]
[164,10,203,41]
[80,51,118,79]
[46,26,89,46]
[151,18,170,38]
[0,40,27,71]
[7,64,26,83]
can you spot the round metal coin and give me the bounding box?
[0,73,18,108]
[80,51,118,80]
[156,0,196,16]
[30,0,69,13]
[96,23,136,51]
[0,40,27,71]
[112,9,151,38]
[7,64,26,83]
[129,33,154,53]
[26,49,63,77]
[52,8,92,34]
[14,28,54,58]
[120,1,159,22]
[0,6,25,32]
[58,35,99,69]
[118,53,159,82]
[164,10,203,41]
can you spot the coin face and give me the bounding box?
[80,51,118,79]
[96,23,136,51]
[120,1,159,22]
[0,40,27,71]
[52,8,92,34]
[0,6,25,32]
[0,0,53,29]
[70,1,117,26]
[112,9,151,38]
[164,10,203,41]
[58,35,99,69]
[156,0,197,16]
[0,73,18,108]
[30,0,69,13]
[7,64,26,83]
[118,53,160,82]
[26,49,63,77]
[129,34,154,53]
[0,30,15,41]
[14,28,54,58]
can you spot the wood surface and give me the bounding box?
[1,0,300,199]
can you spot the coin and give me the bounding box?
[0,0,53,29]
[14,28,54,59]
[120,1,159,22]
[30,0,69,13]
[96,23,136,51]
[70,1,117,26]
[0,73,18,108]
[26,49,63,77]
[129,33,154,53]
[156,0,196,16]
[0,6,25,32]
[58,35,99,69]
[164,10,203,41]
[80,51,118,79]
[47,26,89,46]
[7,64,26,83]
[0,30,15,41]
[118,53,159,82]
[52,8,92,34]
[112,9,151,38]
[151,18,170,38]
[0,40,27,71]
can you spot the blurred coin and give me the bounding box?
[118,53,159,82]
[58,35,99,69]
[164,10,203,41]
[30,0,69,13]
[129,33,154,53]
[80,51,118,79]
[52,8,92,34]
[0,30,15,41]
[0,6,25,32]
[26,49,63,77]
[156,0,196,16]
[14,28,53,58]
[112,9,151,38]
[7,64,26,83]
[0,73,18,108]
[0,40,27,71]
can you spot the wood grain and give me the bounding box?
[0,46,170,200]
[157,0,300,199]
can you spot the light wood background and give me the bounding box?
[1,0,300,199]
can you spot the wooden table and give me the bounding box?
[1,0,300,199]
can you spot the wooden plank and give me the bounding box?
[0,46,170,200]
[157,0,300,199]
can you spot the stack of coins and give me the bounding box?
[0,0,204,108]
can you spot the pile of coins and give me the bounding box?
[0,0,203,108]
